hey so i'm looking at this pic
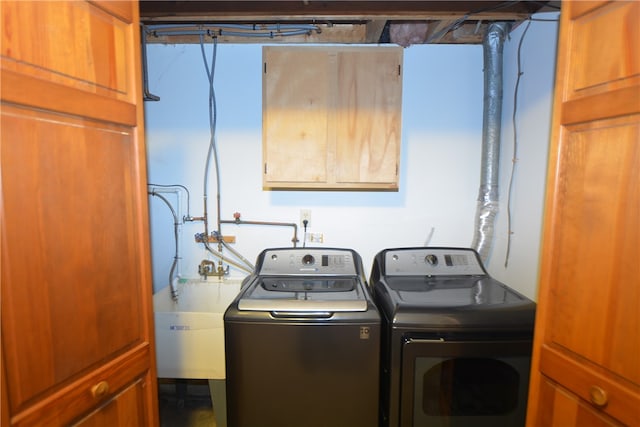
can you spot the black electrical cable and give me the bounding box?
[504,19,532,268]
[302,219,309,248]
[503,14,559,266]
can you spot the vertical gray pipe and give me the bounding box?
[471,22,510,263]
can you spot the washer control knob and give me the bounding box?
[302,254,315,265]
[425,254,438,266]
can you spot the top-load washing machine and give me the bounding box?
[370,247,536,427]
[224,247,380,427]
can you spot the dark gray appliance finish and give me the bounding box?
[224,247,380,427]
[370,247,536,427]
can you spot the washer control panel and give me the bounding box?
[258,248,358,276]
[384,248,486,276]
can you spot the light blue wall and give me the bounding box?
[144,13,559,300]
[489,14,560,299]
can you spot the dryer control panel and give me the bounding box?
[258,248,359,276]
[384,248,486,276]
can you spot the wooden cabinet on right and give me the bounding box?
[526,2,640,426]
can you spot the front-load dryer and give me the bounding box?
[370,247,536,427]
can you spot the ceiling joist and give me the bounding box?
[140,1,560,45]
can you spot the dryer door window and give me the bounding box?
[400,337,532,427]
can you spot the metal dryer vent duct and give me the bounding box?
[471,22,510,263]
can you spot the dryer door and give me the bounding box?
[400,335,532,427]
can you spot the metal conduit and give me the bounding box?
[471,22,510,263]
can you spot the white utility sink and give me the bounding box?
[153,278,242,379]
[153,278,243,427]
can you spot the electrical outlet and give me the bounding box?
[309,233,324,243]
[300,209,311,228]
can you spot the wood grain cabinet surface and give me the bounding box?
[262,46,403,190]
[526,2,640,426]
[1,1,159,426]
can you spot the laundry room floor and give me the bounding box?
[158,379,217,427]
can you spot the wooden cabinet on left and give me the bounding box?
[1,1,159,426]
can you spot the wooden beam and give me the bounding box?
[142,11,532,23]
[140,1,552,45]
[140,1,547,22]
[365,19,387,43]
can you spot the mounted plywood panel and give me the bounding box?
[263,46,402,190]
[263,48,330,184]
[335,50,402,185]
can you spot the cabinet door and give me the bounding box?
[335,49,402,186]
[527,1,640,426]
[263,46,402,190]
[0,1,158,426]
[263,48,331,184]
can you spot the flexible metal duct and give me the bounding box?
[471,22,510,263]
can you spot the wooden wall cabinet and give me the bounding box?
[526,1,640,426]
[1,1,159,426]
[262,46,403,190]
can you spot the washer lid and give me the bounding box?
[238,276,368,312]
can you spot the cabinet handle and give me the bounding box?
[589,385,608,407]
[91,381,110,399]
